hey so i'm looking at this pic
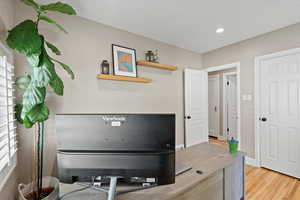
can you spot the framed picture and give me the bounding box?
[112,44,137,77]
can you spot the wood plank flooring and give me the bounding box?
[208,137,228,145]
[246,165,300,200]
[207,140,299,199]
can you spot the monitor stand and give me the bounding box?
[77,177,118,200]
[107,177,117,200]
[77,177,157,200]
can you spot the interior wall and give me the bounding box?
[0,0,17,199]
[14,1,203,183]
[203,22,300,159]
[0,0,15,37]
[208,68,236,138]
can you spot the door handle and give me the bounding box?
[259,117,267,122]
[185,116,191,119]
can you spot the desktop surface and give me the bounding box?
[60,143,244,200]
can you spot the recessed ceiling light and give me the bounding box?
[216,28,224,34]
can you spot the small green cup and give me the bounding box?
[228,139,239,154]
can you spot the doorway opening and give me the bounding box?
[183,63,240,148]
[206,63,241,146]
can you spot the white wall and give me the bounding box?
[14,1,202,183]
[203,23,300,158]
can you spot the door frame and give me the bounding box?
[208,74,220,138]
[223,72,238,139]
[205,62,241,149]
[254,47,300,167]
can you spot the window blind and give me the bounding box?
[0,55,17,173]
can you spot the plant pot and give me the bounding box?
[18,176,60,200]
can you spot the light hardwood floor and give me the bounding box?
[246,165,300,200]
[208,139,300,199]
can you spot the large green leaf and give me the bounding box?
[41,2,76,15]
[52,58,75,79]
[15,104,23,124]
[26,103,49,123]
[50,75,64,95]
[6,20,42,56]
[32,46,56,87]
[15,75,31,90]
[16,75,31,90]
[27,54,40,68]
[32,65,54,87]
[21,83,46,120]
[26,35,44,68]
[39,15,67,33]
[21,0,40,11]
[45,41,61,55]
[23,115,34,128]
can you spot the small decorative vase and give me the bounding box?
[145,51,154,62]
[153,49,159,63]
[101,60,110,74]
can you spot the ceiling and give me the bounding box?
[36,0,300,53]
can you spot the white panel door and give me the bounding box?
[184,68,208,147]
[226,75,238,140]
[208,75,220,138]
[259,52,300,178]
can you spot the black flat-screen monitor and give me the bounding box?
[55,114,175,185]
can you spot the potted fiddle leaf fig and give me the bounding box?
[6,0,76,199]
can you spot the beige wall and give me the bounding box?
[14,1,202,183]
[0,0,17,200]
[0,0,15,36]
[203,23,300,158]
[208,68,236,137]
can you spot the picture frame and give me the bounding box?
[112,44,137,77]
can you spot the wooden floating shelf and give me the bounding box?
[97,74,152,83]
[137,60,178,71]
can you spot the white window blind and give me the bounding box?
[0,47,17,186]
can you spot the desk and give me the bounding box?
[60,142,245,200]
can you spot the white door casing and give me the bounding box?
[206,63,241,149]
[256,48,300,178]
[224,74,238,140]
[184,68,208,147]
[208,75,220,138]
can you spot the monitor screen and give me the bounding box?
[56,114,175,185]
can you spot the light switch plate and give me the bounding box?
[242,94,252,101]
[247,94,252,101]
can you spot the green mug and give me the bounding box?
[228,139,239,154]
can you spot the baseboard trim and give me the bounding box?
[176,144,185,151]
[245,156,260,167]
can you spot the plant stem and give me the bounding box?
[40,122,44,192]
[36,122,45,200]
[36,12,41,30]
[36,123,41,200]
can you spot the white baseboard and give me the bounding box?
[245,156,260,167]
[176,144,185,151]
